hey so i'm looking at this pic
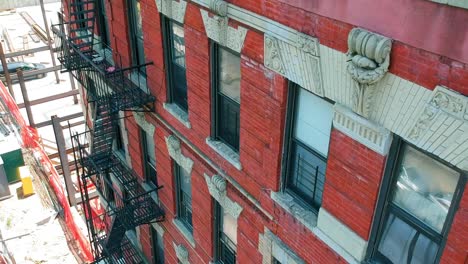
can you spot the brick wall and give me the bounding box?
[322,130,387,240]
[70,0,468,263]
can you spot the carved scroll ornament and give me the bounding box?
[347,28,392,117]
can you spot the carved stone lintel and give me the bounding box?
[204,174,243,219]
[264,34,323,97]
[155,0,187,24]
[200,9,247,53]
[209,0,228,16]
[264,35,285,75]
[165,135,194,173]
[346,28,392,117]
[408,86,467,142]
[173,243,189,264]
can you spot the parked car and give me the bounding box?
[0,62,47,82]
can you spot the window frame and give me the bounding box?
[162,16,188,112]
[210,42,241,152]
[140,127,157,187]
[175,163,193,233]
[151,225,165,264]
[280,82,332,212]
[367,137,466,263]
[213,200,237,264]
[127,0,146,74]
[96,0,110,47]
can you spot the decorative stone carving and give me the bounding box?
[173,243,189,264]
[200,9,248,53]
[204,174,243,219]
[155,0,187,24]
[165,135,194,173]
[209,0,228,16]
[347,28,392,117]
[408,86,468,141]
[264,34,324,97]
[333,104,392,155]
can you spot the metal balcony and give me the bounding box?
[52,23,155,113]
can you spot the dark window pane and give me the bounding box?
[177,165,192,231]
[129,0,146,71]
[219,49,241,103]
[273,258,282,264]
[287,140,326,209]
[167,20,187,111]
[217,95,240,151]
[171,23,186,68]
[377,213,438,264]
[391,145,460,233]
[151,227,164,264]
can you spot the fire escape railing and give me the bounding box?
[54,1,163,263]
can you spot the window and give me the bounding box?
[151,226,165,264]
[115,122,125,154]
[214,201,237,264]
[162,17,188,111]
[273,258,282,264]
[97,0,110,47]
[127,0,145,74]
[211,43,241,151]
[283,83,333,211]
[140,128,157,187]
[175,164,192,232]
[369,141,465,264]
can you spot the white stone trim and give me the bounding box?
[206,138,242,170]
[133,112,156,136]
[155,0,188,24]
[117,111,132,167]
[264,34,323,97]
[204,174,243,219]
[316,208,367,262]
[270,191,317,231]
[165,135,194,173]
[258,228,305,264]
[270,192,362,264]
[163,103,191,129]
[173,242,189,264]
[200,9,248,53]
[173,219,196,248]
[333,104,393,155]
[151,222,165,236]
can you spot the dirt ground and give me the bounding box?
[0,155,80,264]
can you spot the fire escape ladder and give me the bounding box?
[59,1,162,262]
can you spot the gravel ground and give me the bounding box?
[0,169,79,264]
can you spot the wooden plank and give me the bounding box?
[5,46,48,58]
[17,89,79,108]
[35,112,84,128]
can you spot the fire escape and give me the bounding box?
[52,1,164,263]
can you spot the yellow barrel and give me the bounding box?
[19,166,34,197]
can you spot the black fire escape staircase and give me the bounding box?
[52,1,164,263]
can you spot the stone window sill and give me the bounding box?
[141,182,160,204]
[270,191,317,231]
[206,138,242,170]
[163,103,191,129]
[173,218,196,248]
[128,71,148,92]
[271,191,363,264]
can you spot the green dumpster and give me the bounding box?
[0,135,24,183]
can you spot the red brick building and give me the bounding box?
[56,0,468,263]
